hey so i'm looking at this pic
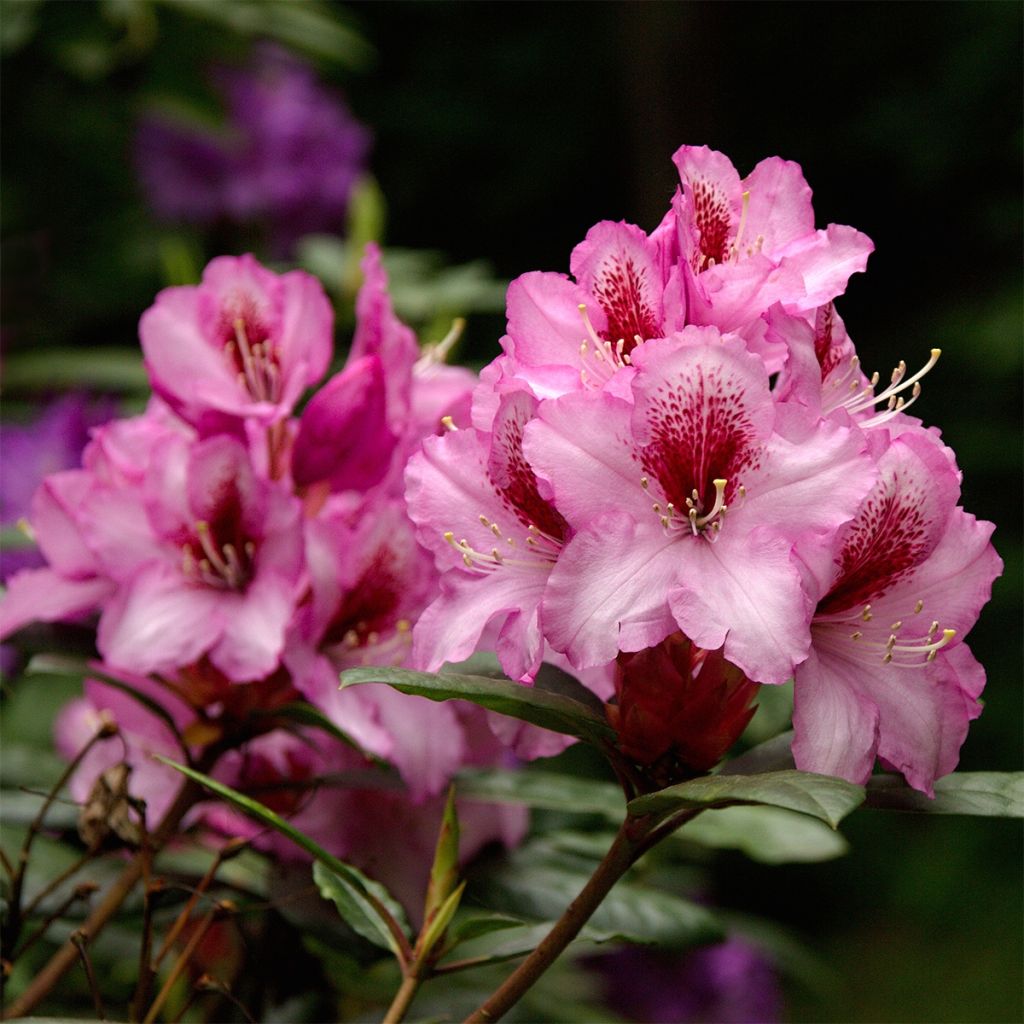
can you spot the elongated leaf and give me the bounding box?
[865,772,1024,816]
[249,701,385,764]
[628,769,864,829]
[158,0,375,69]
[678,805,849,863]
[313,861,407,958]
[457,768,623,823]
[158,759,411,960]
[340,667,614,745]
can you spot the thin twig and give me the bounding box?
[153,839,244,968]
[6,718,116,949]
[15,883,98,959]
[70,930,106,1021]
[129,879,166,1022]
[1,745,225,1021]
[143,901,233,1024]
[22,848,98,920]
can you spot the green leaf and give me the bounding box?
[478,839,723,949]
[418,880,466,961]
[340,667,614,746]
[628,769,865,829]
[678,805,849,864]
[157,759,411,961]
[865,772,1024,816]
[424,785,460,924]
[313,861,409,959]
[457,768,623,823]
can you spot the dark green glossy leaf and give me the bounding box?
[340,667,614,746]
[866,772,1024,816]
[678,805,849,863]
[628,769,864,829]
[457,768,623,823]
[158,759,411,961]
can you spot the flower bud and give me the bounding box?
[607,632,758,784]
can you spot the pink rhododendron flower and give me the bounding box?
[672,145,873,336]
[792,426,1001,794]
[97,433,305,680]
[407,389,569,682]
[140,254,332,430]
[526,329,875,682]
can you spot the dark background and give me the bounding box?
[2,2,1021,1020]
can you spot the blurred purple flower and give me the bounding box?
[592,938,783,1024]
[0,394,113,581]
[136,45,372,256]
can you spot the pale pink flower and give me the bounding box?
[140,254,333,430]
[406,389,569,682]
[671,145,873,338]
[770,302,943,433]
[525,329,876,684]
[792,426,1002,794]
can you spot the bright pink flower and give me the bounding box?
[771,303,943,433]
[140,254,332,430]
[96,433,304,680]
[792,426,1002,794]
[525,329,876,683]
[0,404,190,640]
[285,496,469,797]
[291,354,397,494]
[671,145,873,335]
[406,389,569,683]
[494,221,666,404]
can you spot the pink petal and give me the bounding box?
[210,572,296,681]
[742,156,815,254]
[569,221,663,345]
[0,569,114,640]
[505,271,596,368]
[668,527,812,685]
[792,647,880,783]
[542,515,680,669]
[778,224,874,311]
[291,355,397,491]
[97,563,224,675]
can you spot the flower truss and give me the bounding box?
[406,144,1001,796]
[0,246,523,878]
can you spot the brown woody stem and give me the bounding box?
[463,814,658,1023]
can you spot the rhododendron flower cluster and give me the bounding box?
[406,144,1001,795]
[0,248,523,877]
